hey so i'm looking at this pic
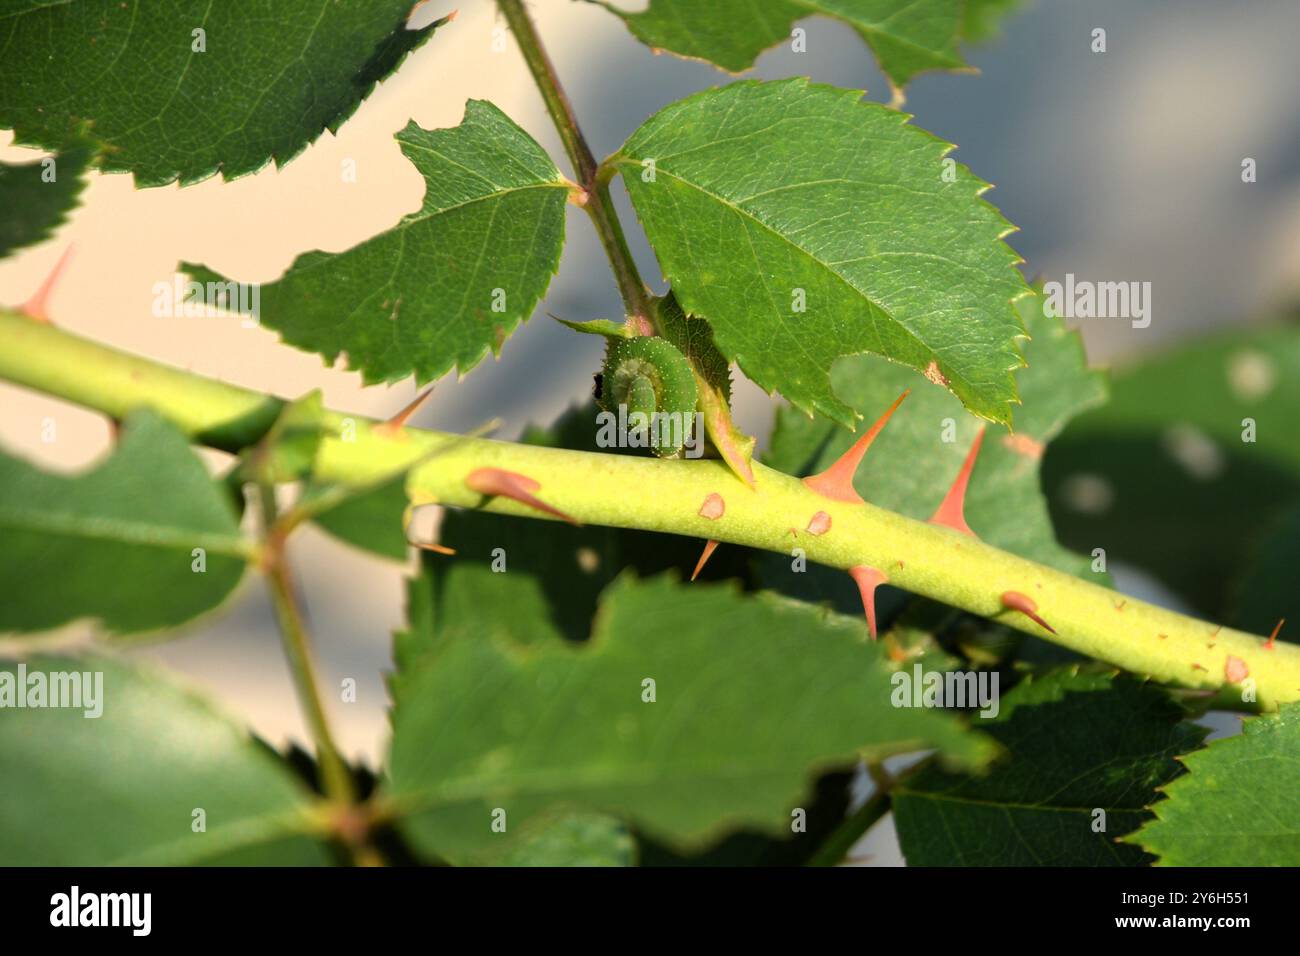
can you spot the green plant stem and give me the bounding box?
[497,0,654,333]
[3,310,1298,708]
[254,482,356,811]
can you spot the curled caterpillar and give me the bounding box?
[598,336,698,458]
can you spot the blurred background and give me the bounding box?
[3,0,1299,863]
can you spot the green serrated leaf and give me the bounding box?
[183,100,568,386]
[599,0,1015,91]
[309,475,410,562]
[1045,322,1300,619]
[0,411,248,636]
[386,573,995,864]
[1125,703,1300,866]
[0,0,449,187]
[613,79,1029,429]
[893,670,1207,866]
[0,145,92,259]
[0,656,330,865]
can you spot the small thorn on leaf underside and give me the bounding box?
[692,540,719,581]
[1000,590,1056,634]
[374,385,436,436]
[849,565,888,640]
[464,467,579,525]
[1264,618,1285,650]
[20,244,74,324]
[802,390,909,503]
[929,427,985,536]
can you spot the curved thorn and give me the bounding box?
[849,565,888,640]
[802,390,909,503]
[691,540,720,581]
[1265,618,1285,650]
[1000,590,1056,634]
[21,244,75,324]
[465,467,580,525]
[930,427,984,536]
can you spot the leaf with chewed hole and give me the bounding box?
[183,100,568,387]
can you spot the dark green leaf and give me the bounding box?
[0,145,92,259]
[0,0,449,186]
[184,101,569,386]
[613,79,1030,428]
[893,670,1206,866]
[600,0,1017,91]
[0,411,247,636]
[1045,322,1300,619]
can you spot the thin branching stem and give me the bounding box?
[497,0,655,333]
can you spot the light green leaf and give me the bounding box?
[613,79,1029,428]
[0,656,330,865]
[498,812,635,867]
[1126,704,1300,866]
[386,574,995,864]
[0,410,248,636]
[0,0,449,187]
[599,0,1017,91]
[766,293,1106,576]
[894,670,1207,866]
[184,101,568,386]
[309,475,411,562]
[0,145,92,259]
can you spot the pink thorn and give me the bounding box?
[20,244,74,323]
[849,565,888,640]
[464,467,580,525]
[803,390,909,503]
[929,427,984,536]
[691,540,719,581]
[1000,590,1056,634]
[1264,618,1285,650]
[806,511,832,536]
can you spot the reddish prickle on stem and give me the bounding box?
[20,245,74,324]
[375,385,436,436]
[691,540,720,581]
[1000,590,1056,634]
[803,390,909,503]
[698,493,725,520]
[849,565,888,640]
[1264,619,1285,650]
[929,427,984,537]
[464,467,579,525]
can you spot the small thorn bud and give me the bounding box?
[848,565,888,640]
[414,542,456,555]
[1224,656,1249,683]
[1264,618,1285,650]
[698,493,725,520]
[802,390,909,503]
[691,540,720,581]
[806,511,832,536]
[464,467,580,525]
[929,427,984,536]
[1000,590,1056,634]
